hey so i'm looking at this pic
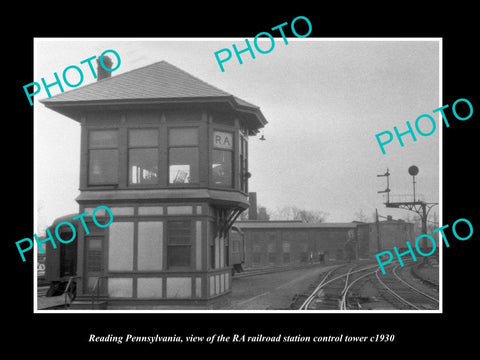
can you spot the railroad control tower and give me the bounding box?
[41,59,267,308]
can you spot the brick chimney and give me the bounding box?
[96,55,113,81]
[248,192,258,220]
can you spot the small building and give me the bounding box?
[235,221,359,268]
[41,60,267,308]
[356,216,415,257]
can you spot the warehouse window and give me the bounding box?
[282,242,291,264]
[128,129,159,185]
[88,130,118,185]
[300,243,308,263]
[267,242,276,264]
[167,221,192,268]
[253,242,261,264]
[169,128,199,184]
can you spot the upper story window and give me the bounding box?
[128,129,159,185]
[168,128,199,185]
[212,131,233,187]
[84,121,248,191]
[239,135,248,192]
[88,130,118,185]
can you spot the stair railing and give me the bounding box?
[91,276,108,310]
[64,276,81,309]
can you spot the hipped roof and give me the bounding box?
[40,60,267,131]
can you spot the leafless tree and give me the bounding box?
[274,205,328,223]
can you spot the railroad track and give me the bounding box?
[233,262,333,279]
[374,264,439,310]
[299,260,439,311]
[299,263,378,310]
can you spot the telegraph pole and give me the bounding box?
[375,208,381,252]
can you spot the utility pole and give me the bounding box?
[375,208,381,252]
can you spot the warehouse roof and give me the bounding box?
[40,60,267,131]
[235,221,358,229]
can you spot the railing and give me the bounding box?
[91,276,108,310]
[383,193,426,204]
[64,276,81,309]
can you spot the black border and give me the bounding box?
[7,6,478,353]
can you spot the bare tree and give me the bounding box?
[257,206,270,221]
[238,204,271,220]
[274,205,328,223]
[354,209,371,223]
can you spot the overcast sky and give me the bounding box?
[34,38,440,232]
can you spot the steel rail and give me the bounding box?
[340,269,378,310]
[299,266,339,310]
[392,265,439,304]
[300,264,379,310]
[375,268,421,310]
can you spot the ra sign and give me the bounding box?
[213,131,233,150]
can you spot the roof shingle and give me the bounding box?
[40,60,267,130]
[41,60,257,108]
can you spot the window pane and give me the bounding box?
[87,251,103,272]
[167,246,191,267]
[89,130,118,148]
[167,221,191,268]
[129,148,158,184]
[169,148,199,184]
[129,129,158,147]
[108,222,134,271]
[89,149,118,184]
[212,150,232,187]
[88,238,103,250]
[138,222,163,271]
[86,237,103,273]
[108,278,133,298]
[169,128,198,146]
[240,137,248,192]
